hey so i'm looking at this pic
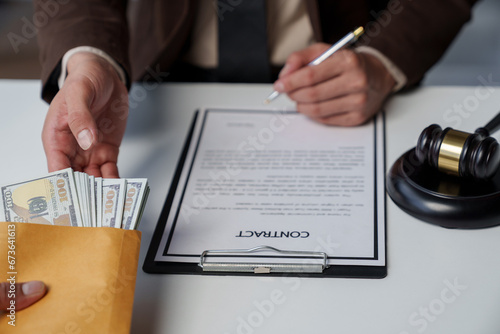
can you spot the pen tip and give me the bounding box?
[264,90,280,104]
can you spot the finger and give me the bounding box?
[64,82,99,151]
[83,164,118,178]
[82,161,119,178]
[42,98,76,172]
[0,281,47,311]
[288,70,368,103]
[310,112,372,127]
[279,43,330,78]
[83,165,102,178]
[275,49,360,94]
[83,145,120,178]
[101,162,120,178]
[296,93,369,125]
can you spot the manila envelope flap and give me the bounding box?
[0,222,141,333]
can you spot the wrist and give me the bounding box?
[355,46,406,92]
[67,52,113,74]
[361,52,397,96]
[67,51,95,68]
[59,47,127,89]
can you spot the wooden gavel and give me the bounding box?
[415,112,500,180]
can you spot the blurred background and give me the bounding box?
[0,0,40,79]
[1,0,499,85]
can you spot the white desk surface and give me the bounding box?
[1,80,500,334]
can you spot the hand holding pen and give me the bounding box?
[265,26,398,126]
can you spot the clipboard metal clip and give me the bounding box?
[199,245,328,274]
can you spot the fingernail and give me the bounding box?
[22,281,45,296]
[274,81,285,93]
[77,129,93,150]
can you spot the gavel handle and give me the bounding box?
[483,112,500,135]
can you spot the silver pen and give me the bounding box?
[264,26,365,104]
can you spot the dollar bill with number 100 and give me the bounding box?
[0,168,82,227]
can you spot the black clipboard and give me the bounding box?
[144,109,387,278]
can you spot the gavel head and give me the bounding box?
[415,124,500,180]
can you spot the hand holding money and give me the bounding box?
[42,52,128,178]
[0,168,149,230]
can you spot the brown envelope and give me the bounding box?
[0,222,141,333]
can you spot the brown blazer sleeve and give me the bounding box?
[356,0,478,88]
[35,0,130,103]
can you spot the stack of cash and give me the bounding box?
[0,168,149,230]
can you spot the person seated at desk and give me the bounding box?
[35,0,476,178]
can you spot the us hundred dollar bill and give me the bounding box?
[121,179,148,230]
[102,179,126,228]
[0,168,82,227]
[95,177,103,227]
[88,175,96,228]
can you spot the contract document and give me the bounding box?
[145,108,386,277]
